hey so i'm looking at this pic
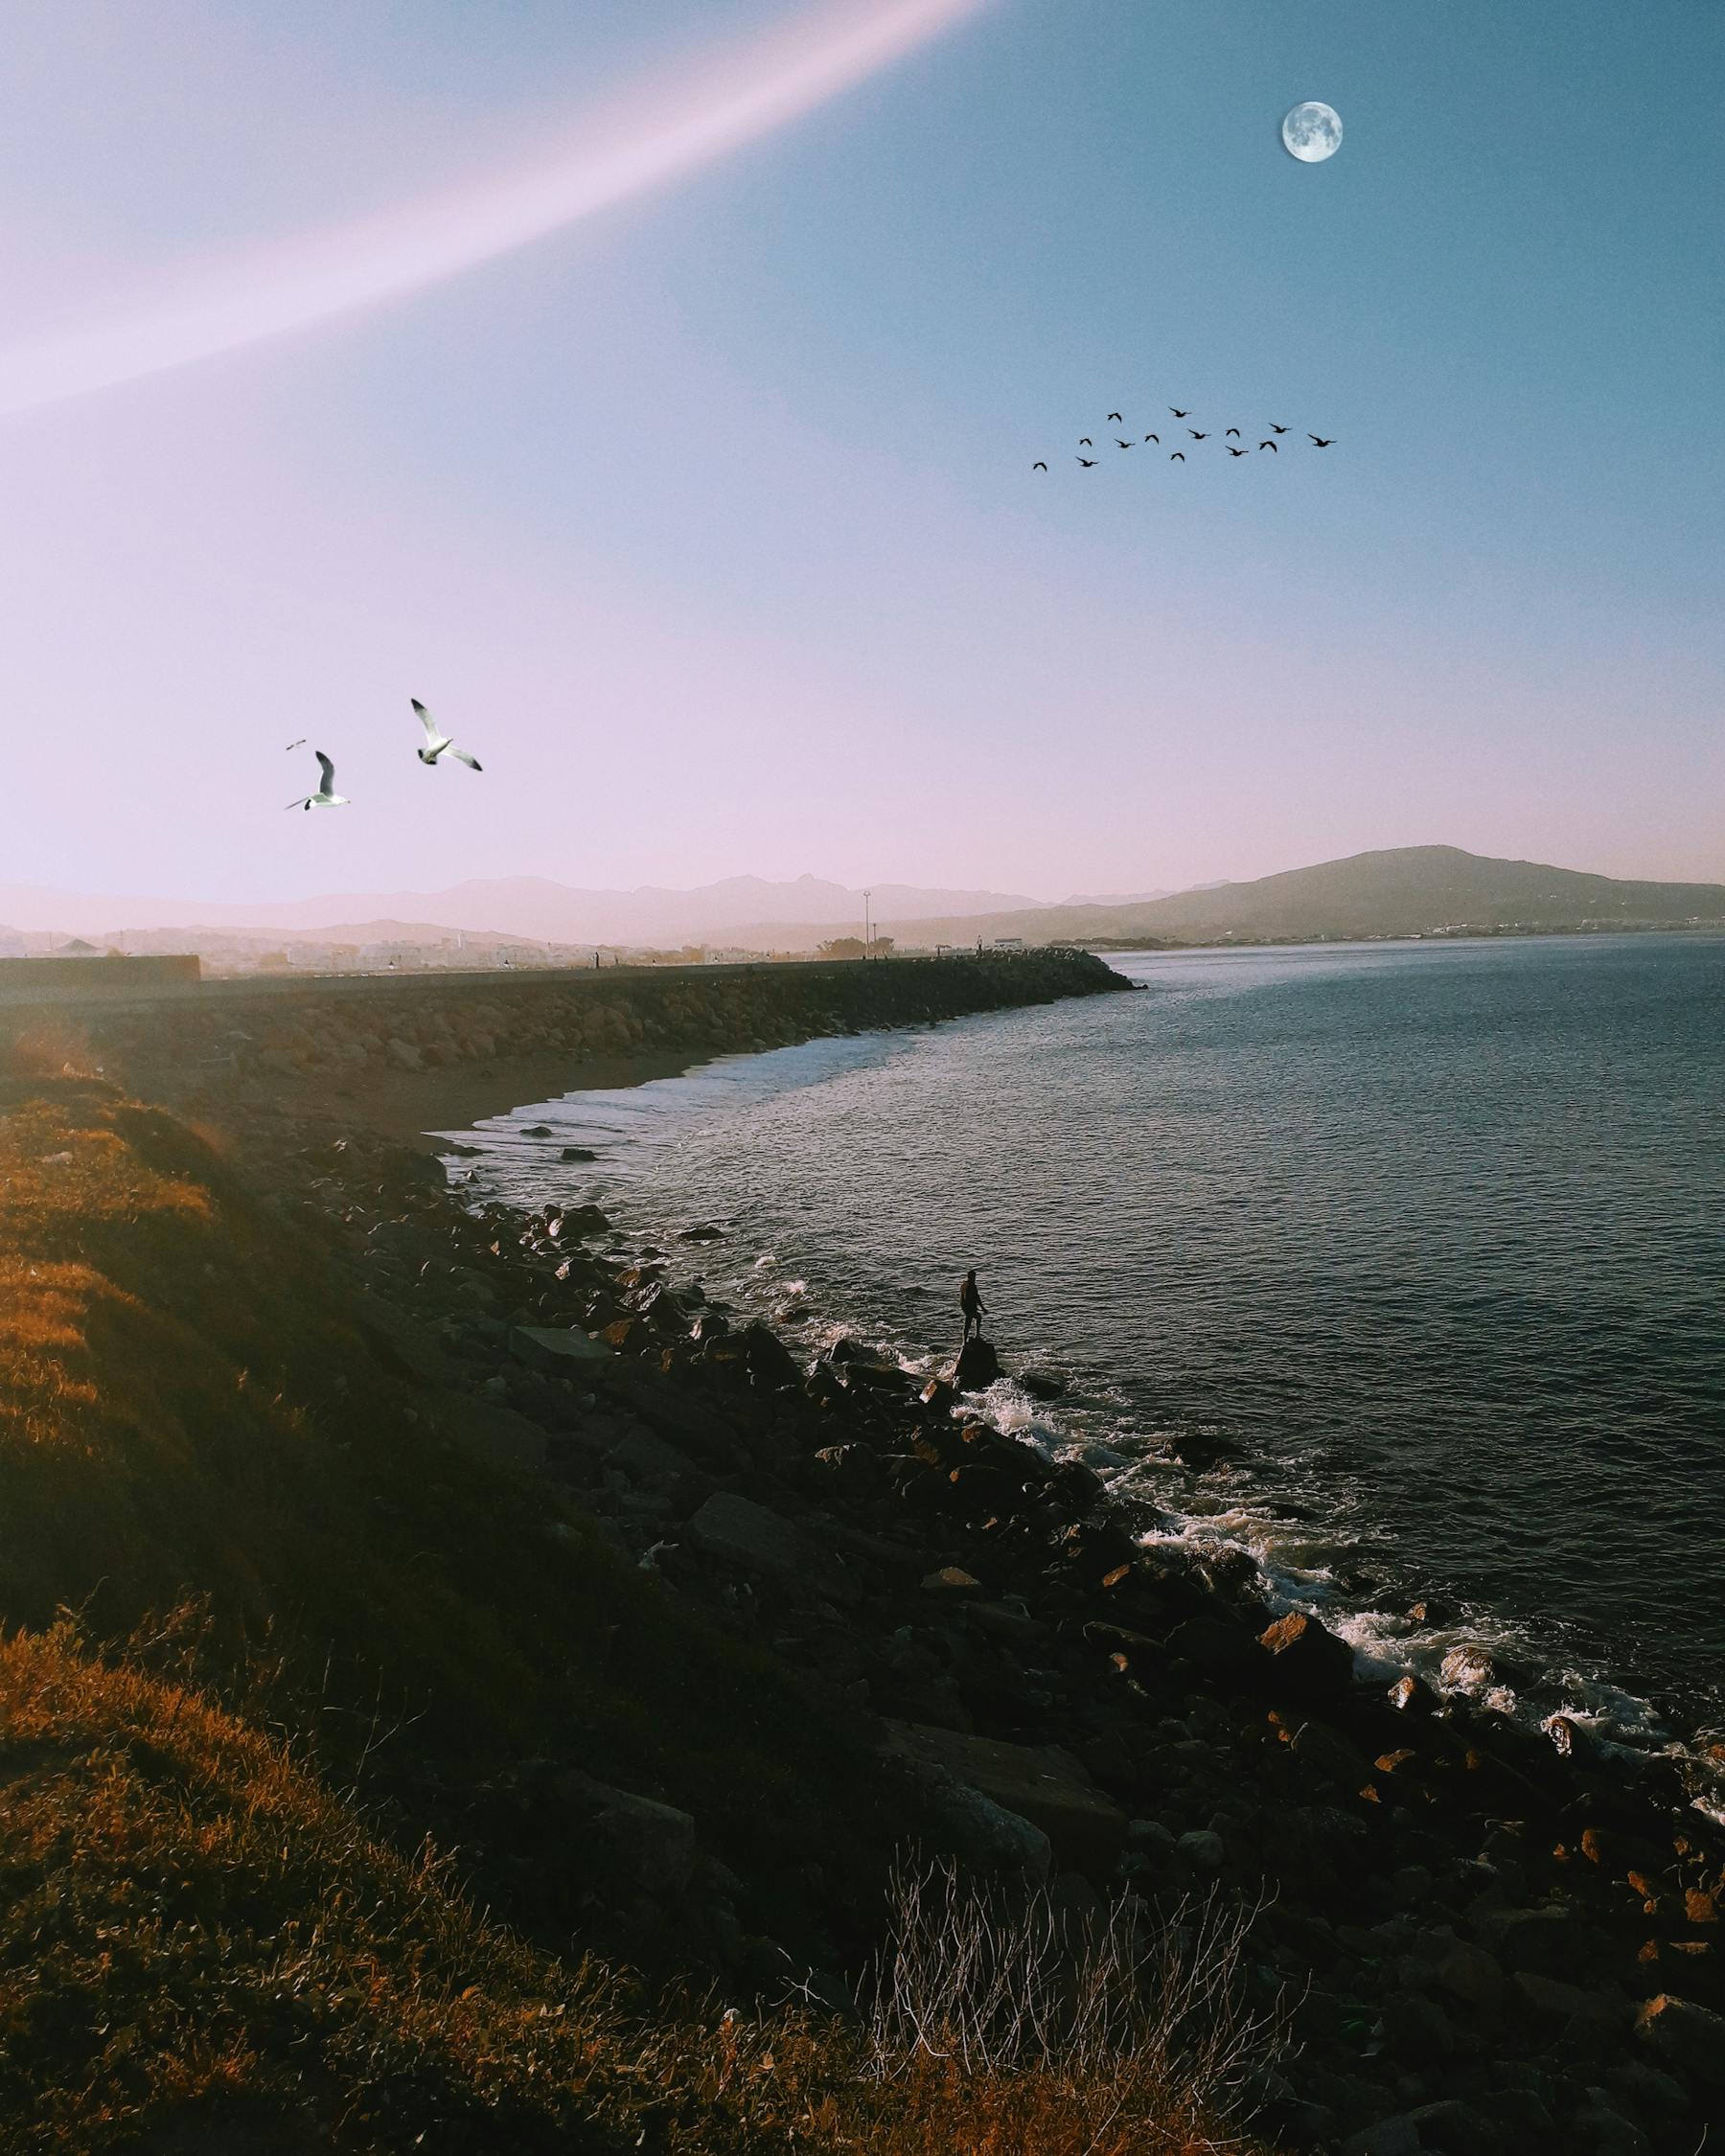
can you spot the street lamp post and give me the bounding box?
[862,888,871,960]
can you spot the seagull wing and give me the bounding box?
[285,737,306,750]
[285,796,309,811]
[1107,412,1122,422]
[1144,433,1159,443]
[1032,461,1047,470]
[315,751,335,791]
[411,699,441,741]
[448,746,484,772]
[1170,451,1184,461]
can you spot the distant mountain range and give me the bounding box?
[0,873,1041,949]
[4,850,1721,960]
[830,847,1725,952]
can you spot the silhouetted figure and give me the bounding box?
[960,1269,987,1342]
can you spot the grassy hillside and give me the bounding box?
[851,845,1725,951]
[0,1072,1274,2152]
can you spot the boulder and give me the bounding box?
[384,1037,423,1071]
[687,1492,857,1605]
[1018,1365,1068,1401]
[883,1724,1127,1873]
[1635,1993,1725,2086]
[922,1566,982,1595]
[555,1769,697,1895]
[738,1321,800,1388]
[1511,1970,1626,2030]
[1432,1939,1506,2015]
[511,1323,612,1371]
[953,1337,1001,1390]
[561,1145,598,1161]
[1257,1611,1356,1703]
[430,1396,549,1474]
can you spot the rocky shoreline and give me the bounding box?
[212,1026,1725,2156]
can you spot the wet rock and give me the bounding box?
[679,1223,724,1242]
[919,1375,956,1416]
[738,1321,800,1389]
[884,1723,1127,1874]
[1176,1828,1225,1870]
[521,1123,555,1136]
[953,1337,1001,1390]
[1018,1366,1068,1401]
[561,1145,598,1161]
[1635,1992,1725,2085]
[1388,1673,1440,1716]
[1257,1611,1356,1704]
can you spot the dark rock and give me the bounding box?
[687,1492,858,1605]
[1635,1992,1725,2086]
[554,1769,697,1894]
[1018,1366,1068,1401]
[883,1723,1127,1874]
[679,1223,725,1242]
[560,1145,599,1161]
[1388,1673,1440,1716]
[953,1337,1002,1390]
[511,1323,611,1371]
[521,1123,556,1136]
[738,1321,800,1389]
[1258,1611,1357,1704]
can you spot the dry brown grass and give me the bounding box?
[0,1625,1281,2153]
[0,1077,1287,2152]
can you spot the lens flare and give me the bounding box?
[0,0,988,419]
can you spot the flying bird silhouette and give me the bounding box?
[1143,433,1159,444]
[1032,461,1047,471]
[1115,438,1134,448]
[411,700,484,770]
[1309,435,1336,447]
[1258,441,1277,452]
[287,751,347,812]
[1170,407,1190,418]
[1188,430,1208,441]
[1270,424,1289,434]
[1076,456,1098,467]
[1226,427,1241,439]
[1078,437,1092,447]
[284,737,306,750]
[1227,446,1248,456]
[1107,412,1123,423]
[1169,451,1185,462]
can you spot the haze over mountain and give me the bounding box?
[0,874,1040,949]
[820,847,1725,953]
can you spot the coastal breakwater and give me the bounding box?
[2,948,1127,1103]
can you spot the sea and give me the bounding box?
[445,933,1725,1798]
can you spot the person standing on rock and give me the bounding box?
[960,1269,987,1342]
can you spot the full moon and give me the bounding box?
[1281,101,1343,162]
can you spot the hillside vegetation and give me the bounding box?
[0,1072,1271,2153]
[854,845,1725,952]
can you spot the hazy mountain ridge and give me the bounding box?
[0,873,1044,947]
[820,846,1725,952]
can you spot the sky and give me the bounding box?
[1,0,1721,906]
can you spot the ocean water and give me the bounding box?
[448,934,1725,1776]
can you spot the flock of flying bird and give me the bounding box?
[285,700,483,812]
[1033,407,1336,471]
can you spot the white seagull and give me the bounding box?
[286,750,348,811]
[410,699,483,770]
